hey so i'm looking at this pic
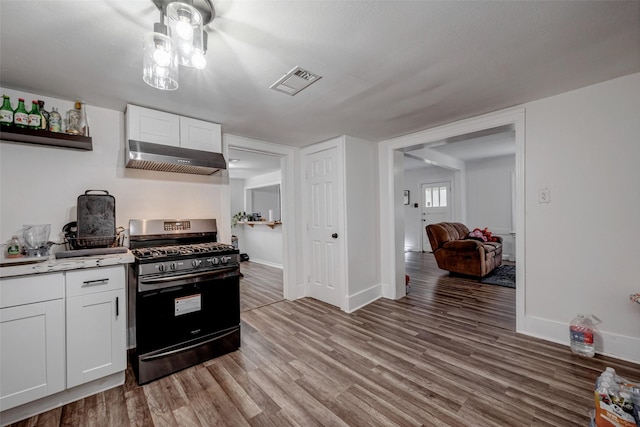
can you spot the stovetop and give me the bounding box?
[131,242,236,260]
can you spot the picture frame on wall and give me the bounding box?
[403,190,410,205]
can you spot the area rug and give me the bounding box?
[480,265,516,288]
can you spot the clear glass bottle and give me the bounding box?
[49,107,62,133]
[66,102,82,135]
[38,100,49,131]
[28,100,41,129]
[0,95,13,126]
[78,101,89,137]
[13,98,29,128]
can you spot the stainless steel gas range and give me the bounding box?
[128,218,240,385]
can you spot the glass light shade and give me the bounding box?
[166,1,204,67]
[143,31,178,90]
[191,50,207,69]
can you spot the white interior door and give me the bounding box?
[305,146,344,308]
[421,181,452,252]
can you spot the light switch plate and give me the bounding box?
[538,188,550,203]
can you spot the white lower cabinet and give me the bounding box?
[0,265,127,415]
[0,273,65,411]
[65,266,126,388]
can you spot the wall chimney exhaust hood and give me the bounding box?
[126,140,227,175]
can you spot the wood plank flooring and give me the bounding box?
[240,261,284,312]
[6,253,639,426]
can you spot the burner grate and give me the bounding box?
[131,242,236,260]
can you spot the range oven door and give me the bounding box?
[134,266,240,384]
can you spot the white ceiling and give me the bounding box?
[404,127,516,170]
[1,1,638,148]
[227,148,281,180]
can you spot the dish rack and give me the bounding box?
[64,226,125,250]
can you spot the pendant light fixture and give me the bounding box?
[143,0,215,90]
[143,17,179,90]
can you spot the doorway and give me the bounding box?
[421,181,452,252]
[225,135,300,307]
[379,108,525,331]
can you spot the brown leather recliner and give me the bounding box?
[426,222,503,278]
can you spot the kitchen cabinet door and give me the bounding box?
[66,289,126,388]
[179,116,221,152]
[65,267,126,388]
[0,299,65,411]
[126,104,180,147]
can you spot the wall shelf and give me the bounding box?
[0,126,93,151]
[238,221,282,229]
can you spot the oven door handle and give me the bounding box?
[140,328,239,362]
[139,267,238,285]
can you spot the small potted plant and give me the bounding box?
[232,211,247,228]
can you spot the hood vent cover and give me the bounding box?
[126,140,226,175]
[270,66,322,96]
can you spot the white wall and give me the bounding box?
[403,166,456,251]
[524,73,640,361]
[344,136,379,311]
[465,155,516,259]
[231,170,283,268]
[0,88,228,249]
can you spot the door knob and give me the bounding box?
[331,233,338,239]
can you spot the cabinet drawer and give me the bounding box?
[0,273,64,309]
[66,266,125,297]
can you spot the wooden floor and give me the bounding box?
[7,253,639,426]
[240,261,284,312]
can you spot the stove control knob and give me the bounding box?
[192,259,202,268]
[221,256,230,264]
[211,257,220,265]
[170,262,177,271]
[158,264,166,272]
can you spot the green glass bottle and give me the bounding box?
[0,95,13,126]
[28,100,41,129]
[38,100,49,130]
[13,98,29,128]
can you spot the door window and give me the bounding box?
[424,186,447,207]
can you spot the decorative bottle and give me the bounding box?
[38,100,49,130]
[49,107,62,133]
[13,98,29,128]
[65,102,82,135]
[0,95,13,126]
[28,100,41,129]
[78,101,89,137]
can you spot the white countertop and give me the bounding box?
[0,250,135,278]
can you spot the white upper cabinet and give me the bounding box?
[179,116,222,152]
[126,104,221,152]
[126,105,180,147]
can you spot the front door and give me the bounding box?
[421,181,452,252]
[304,145,344,309]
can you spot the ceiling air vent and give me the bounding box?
[270,66,322,96]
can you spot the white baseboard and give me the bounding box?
[346,284,382,313]
[520,315,640,364]
[246,258,283,269]
[0,371,124,426]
